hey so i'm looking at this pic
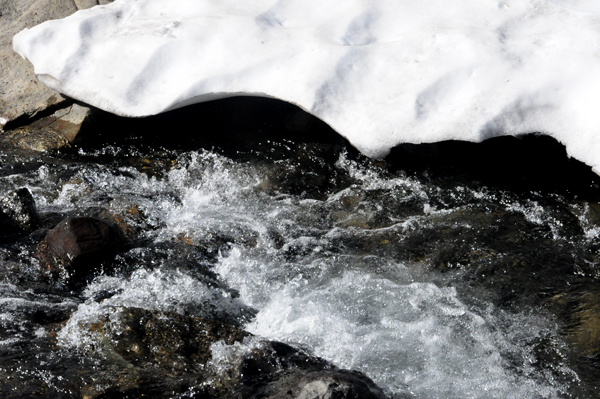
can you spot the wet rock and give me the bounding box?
[206,340,391,399]
[386,134,600,201]
[584,202,600,224]
[35,217,126,282]
[119,155,177,178]
[550,286,600,357]
[173,228,260,258]
[63,307,391,399]
[264,142,355,200]
[113,241,224,284]
[266,370,391,399]
[84,206,150,244]
[107,241,257,325]
[108,307,249,371]
[0,187,40,237]
[0,368,49,399]
[75,307,249,398]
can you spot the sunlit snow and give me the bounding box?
[12,0,600,171]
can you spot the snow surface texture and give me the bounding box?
[12,0,600,171]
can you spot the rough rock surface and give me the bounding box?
[67,306,391,399]
[35,216,125,282]
[1,0,72,129]
[270,370,392,399]
[73,307,251,398]
[222,340,392,399]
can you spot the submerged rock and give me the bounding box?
[0,188,40,237]
[217,340,391,399]
[65,306,391,399]
[263,142,355,200]
[35,217,125,282]
[3,113,599,397]
[108,307,249,368]
[267,370,391,399]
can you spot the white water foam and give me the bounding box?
[38,150,578,398]
[215,249,570,398]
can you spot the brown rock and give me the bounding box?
[0,103,92,151]
[75,307,250,399]
[36,217,125,281]
[109,307,250,371]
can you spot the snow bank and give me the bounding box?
[12,0,600,171]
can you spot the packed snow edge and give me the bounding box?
[12,0,600,171]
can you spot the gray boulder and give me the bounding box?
[0,0,113,145]
[1,0,75,129]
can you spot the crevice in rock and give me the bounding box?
[2,98,75,132]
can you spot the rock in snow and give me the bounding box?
[12,0,600,172]
[0,0,114,131]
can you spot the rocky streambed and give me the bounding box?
[0,98,600,398]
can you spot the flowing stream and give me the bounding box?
[1,101,600,398]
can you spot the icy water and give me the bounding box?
[2,99,600,398]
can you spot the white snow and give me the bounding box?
[12,0,600,172]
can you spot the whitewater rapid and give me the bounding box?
[39,148,577,398]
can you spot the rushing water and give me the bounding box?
[1,100,600,398]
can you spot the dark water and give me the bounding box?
[1,98,600,398]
